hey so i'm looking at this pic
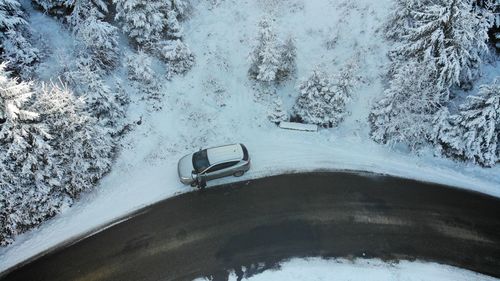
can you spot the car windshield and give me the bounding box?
[192,149,210,173]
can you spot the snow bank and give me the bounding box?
[193,258,498,281]
[279,121,318,132]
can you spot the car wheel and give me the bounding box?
[233,171,244,177]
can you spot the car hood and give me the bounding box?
[178,153,194,183]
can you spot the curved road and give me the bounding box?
[1,172,500,281]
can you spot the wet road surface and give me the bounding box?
[1,172,500,281]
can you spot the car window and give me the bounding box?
[192,150,210,173]
[205,161,239,173]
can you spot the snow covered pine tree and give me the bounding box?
[0,64,59,245]
[434,79,500,167]
[0,0,39,78]
[293,63,357,128]
[125,49,163,103]
[68,60,125,130]
[114,0,166,44]
[370,60,444,149]
[158,39,195,79]
[268,96,287,124]
[388,0,491,90]
[249,17,296,83]
[114,0,194,78]
[34,83,115,198]
[75,16,120,72]
[31,0,74,16]
[67,0,109,27]
[277,36,296,80]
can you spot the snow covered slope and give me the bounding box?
[1,0,499,274]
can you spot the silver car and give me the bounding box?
[178,143,250,187]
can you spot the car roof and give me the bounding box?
[207,144,243,165]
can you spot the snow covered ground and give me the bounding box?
[195,258,499,281]
[1,0,499,275]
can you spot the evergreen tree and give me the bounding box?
[385,0,422,40]
[389,0,491,89]
[0,0,39,78]
[268,96,287,124]
[249,18,296,83]
[0,64,60,245]
[293,64,357,128]
[31,0,75,16]
[157,39,195,79]
[125,50,162,104]
[0,0,25,31]
[67,0,109,28]
[249,17,281,82]
[171,0,190,18]
[434,79,500,166]
[63,58,125,129]
[276,36,296,81]
[125,49,155,84]
[165,9,183,39]
[114,0,166,44]
[369,60,445,149]
[1,30,39,78]
[75,16,120,72]
[34,83,115,196]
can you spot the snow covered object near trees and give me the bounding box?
[293,63,357,128]
[434,79,500,167]
[388,0,491,89]
[249,17,296,83]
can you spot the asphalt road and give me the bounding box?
[1,172,500,281]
